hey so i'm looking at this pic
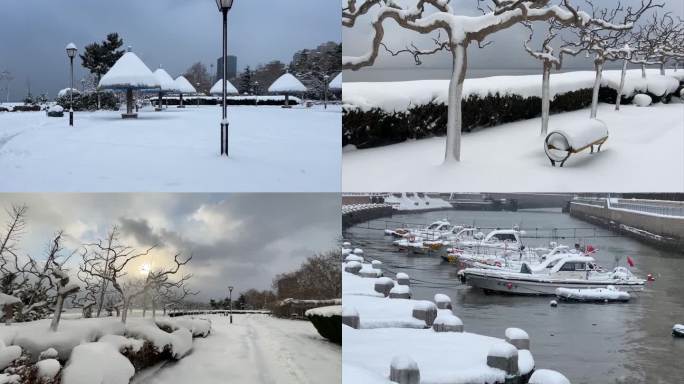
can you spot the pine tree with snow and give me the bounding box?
[238,66,254,94]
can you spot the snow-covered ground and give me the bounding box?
[0,105,340,192]
[133,314,340,384]
[343,101,684,192]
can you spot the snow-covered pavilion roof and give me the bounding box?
[268,73,306,93]
[329,72,342,90]
[98,51,160,90]
[153,68,179,92]
[174,76,197,94]
[210,79,239,95]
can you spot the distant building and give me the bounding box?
[216,55,237,81]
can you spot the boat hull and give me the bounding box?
[463,272,644,296]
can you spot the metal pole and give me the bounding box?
[324,78,328,109]
[229,287,233,324]
[69,56,74,126]
[221,9,229,157]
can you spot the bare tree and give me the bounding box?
[343,0,647,162]
[81,234,155,324]
[0,70,13,103]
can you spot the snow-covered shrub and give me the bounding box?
[633,94,652,107]
[343,88,593,148]
[55,91,118,111]
[155,318,211,338]
[305,305,341,344]
[61,342,134,384]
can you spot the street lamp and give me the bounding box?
[323,74,330,109]
[197,82,201,107]
[215,0,235,157]
[81,78,85,93]
[228,285,234,324]
[65,43,77,126]
[254,80,259,106]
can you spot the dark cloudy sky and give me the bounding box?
[0,0,340,101]
[343,0,684,81]
[0,193,340,301]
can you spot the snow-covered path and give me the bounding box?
[134,314,340,384]
[0,105,340,192]
[343,102,684,192]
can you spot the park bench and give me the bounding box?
[544,119,609,167]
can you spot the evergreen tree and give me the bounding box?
[237,66,253,94]
[80,33,125,108]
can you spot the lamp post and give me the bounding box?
[254,80,259,106]
[228,285,234,324]
[66,43,77,126]
[323,74,329,109]
[197,82,201,107]
[215,0,234,157]
[81,78,85,93]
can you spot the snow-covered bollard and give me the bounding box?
[389,355,420,384]
[344,261,362,275]
[374,277,395,297]
[633,93,652,107]
[342,241,351,247]
[342,307,360,329]
[505,328,530,350]
[389,284,411,299]
[432,311,463,333]
[371,260,382,267]
[412,302,438,327]
[528,369,570,384]
[486,342,519,376]
[396,272,410,286]
[434,293,452,310]
[345,254,364,263]
[353,248,364,255]
[673,324,684,338]
[359,264,383,278]
[342,248,351,256]
[550,300,558,307]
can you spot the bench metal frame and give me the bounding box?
[544,133,608,167]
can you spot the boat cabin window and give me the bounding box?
[491,233,517,242]
[559,262,587,271]
[427,223,439,230]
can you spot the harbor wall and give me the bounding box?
[569,202,684,252]
[342,205,393,229]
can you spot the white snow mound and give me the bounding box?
[98,51,160,90]
[268,73,306,93]
[61,342,134,384]
[529,369,571,384]
[633,94,652,107]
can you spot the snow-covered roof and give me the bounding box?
[174,76,196,94]
[153,68,179,92]
[329,72,342,90]
[210,79,238,95]
[268,73,306,93]
[98,51,160,90]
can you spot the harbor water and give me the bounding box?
[344,209,684,384]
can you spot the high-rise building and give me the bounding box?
[216,55,237,81]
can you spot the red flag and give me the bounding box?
[627,256,635,267]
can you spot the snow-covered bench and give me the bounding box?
[544,119,608,167]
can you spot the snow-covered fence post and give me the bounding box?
[505,328,530,350]
[374,276,394,297]
[342,0,648,162]
[432,310,463,333]
[344,260,362,274]
[342,307,360,329]
[389,355,420,384]
[434,293,451,310]
[411,302,437,327]
[389,284,411,299]
[396,272,410,286]
[486,342,519,377]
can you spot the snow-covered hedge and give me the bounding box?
[343,70,683,149]
[305,305,342,344]
[156,95,301,106]
[55,91,119,111]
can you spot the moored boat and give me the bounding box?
[459,256,644,295]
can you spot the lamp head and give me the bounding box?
[216,0,234,11]
[66,43,77,58]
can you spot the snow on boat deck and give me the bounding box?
[0,105,340,192]
[343,101,684,192]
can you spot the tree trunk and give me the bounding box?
[96,231,114,318]
[152,300,157,320]
[641,64,646,78]
[444,43,467,163]
[590,59,604,119]
[126,88,133,115]
[50,295,64,332]
[97,75,101,110]
[616,59,628,111]
[121,300,129,324]
[660,63,665,76]
[540,61,552,136]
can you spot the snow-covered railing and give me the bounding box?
[168,309,270,317]
[608,199,684,218]
[342,203,391,215]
